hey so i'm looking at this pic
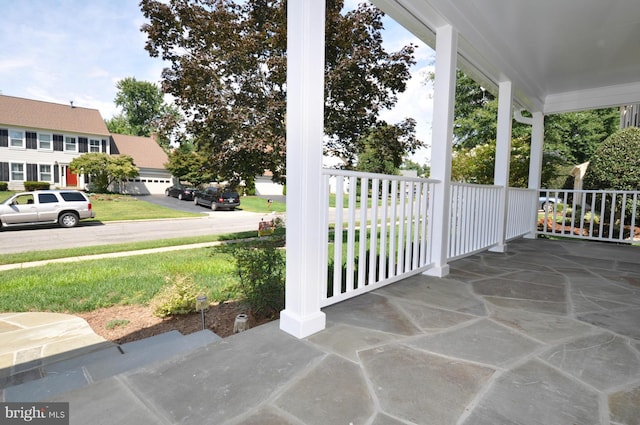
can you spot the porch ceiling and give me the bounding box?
[372,0,640,114]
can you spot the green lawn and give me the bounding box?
[0,246,241,313]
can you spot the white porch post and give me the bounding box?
[490,80,513,253]
[279,0,327,338]
[525,111,545,238]
[423,25,457,278]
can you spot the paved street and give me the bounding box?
[0,211,274,255]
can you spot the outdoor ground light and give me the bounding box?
[196,295,208,330]
[234,313,248,333]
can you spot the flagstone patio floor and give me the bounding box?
[7,238,640,424]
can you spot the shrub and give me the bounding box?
[232,244,285,318]
[24,181,51,191]
[150,274,204,318]
[0,182,7,191]
[584,127,640,190]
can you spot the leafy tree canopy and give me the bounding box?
[355,119,422,175]
[69,153,139,193]
[106,77,182,149]
[428,70,618,186]
[164,142,216,187]
[140,0,419,183]
[583,127,640,190]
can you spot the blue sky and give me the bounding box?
[0,0,434,164]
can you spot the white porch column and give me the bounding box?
[525,111,545,238]
[490,80,513,253]
[423,25,457,278]
[279,0,327,338]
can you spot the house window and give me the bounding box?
[10,130,24,148]
[89,139,101,152]
[39,164,52,182]
[65,136,77,152]
[39,133,52,150]
[11,163,24,181]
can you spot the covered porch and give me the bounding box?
[280,0,640,338]
[42,238,640,424]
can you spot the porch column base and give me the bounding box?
[523,232,537,240]
[423,264,450,278]
[279,310,326,339]
[489,244,508,253]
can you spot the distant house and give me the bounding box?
[110,133,171,195]
[0,95,111,190]
[0,95,172,194]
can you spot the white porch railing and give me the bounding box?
[448,183,502,259]
[318,171,639,310]
[538,189,640,244]
[507,187,538,240]
[321,170,438,307]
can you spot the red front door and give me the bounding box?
[66,167,78,186]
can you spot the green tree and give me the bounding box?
[544,108,619,165]
[428,69,618,186]
[355,120,422,175]
[164,142,215,187]
[140,0,417,183]
[106,77,182,149]
[583,127,640,190]
[69,153,139,193]
[451,137,561,188]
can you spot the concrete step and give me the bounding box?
[2,330,222,402]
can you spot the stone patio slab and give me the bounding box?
[322,293,420,336]
[539,332,640,390]
[360,344,494,425]
[490,306,595,343]
[462,359,601,425]
[578,308,640,340]
[275,354,374,425]
[407,319,541,367]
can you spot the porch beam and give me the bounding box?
[526,111,545,238]
[490,80,513,253]
[279,0,326,338]
[423,24,457,278]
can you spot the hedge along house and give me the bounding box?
[0,95,111,191]
[281,0,640,338]
[109,133,172,195]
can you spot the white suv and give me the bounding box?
[0,190,95,229]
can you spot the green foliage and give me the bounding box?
[235,247,285,318]
[140,0,416,181]
[218,240,286,318]
[427,70,618,186]
[69,153,139,193]
[584,127,640,190]
[544,108,619,165]
[165,142,215,187]
[0,182,7,191]
[451,137,559,187]
[105,319,130,330]
[355,120,423,175]
[23,181,50,191]
[150,274,204,318]
[107,77,182,149]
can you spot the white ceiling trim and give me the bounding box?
[544,82,640,115]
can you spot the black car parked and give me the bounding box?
[165,184,198,201]
[193,187,240,211]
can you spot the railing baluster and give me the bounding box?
[333,176,344,298]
